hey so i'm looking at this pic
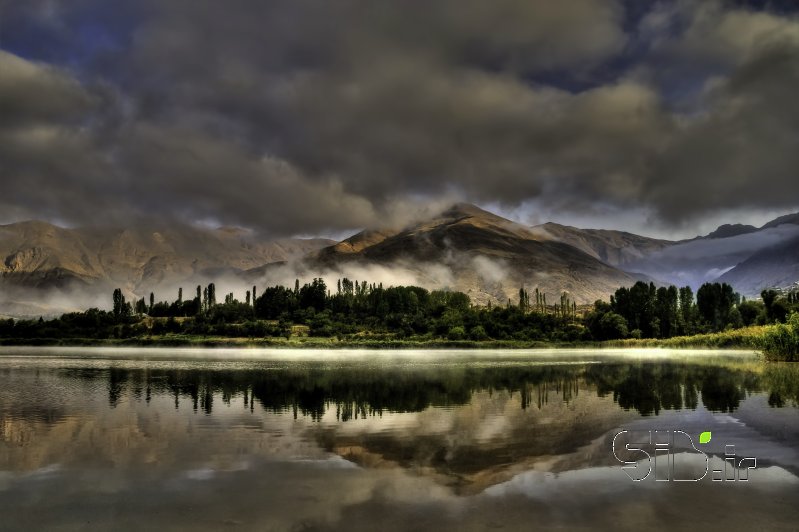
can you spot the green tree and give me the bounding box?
[738,300,763,326]
[112,288,126,318]
[519,287,529,311]
[612,282,656,337]
[679,286,696,334]
[697,283,738,331]
[469,325,489,340]
[655,286,679,338]
[772,300,790,323]
[448,325,466,340]
[208,283,216,308]
[599,312,628,340]
[762,289,779,322]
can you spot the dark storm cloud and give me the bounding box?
[0,0,797,235]
[0,49,117,222]
[634,0,799,222]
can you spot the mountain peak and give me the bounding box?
[438,202,495,220]
[703,223,758,239]
[0,220,64,232]
[761,212,799,230]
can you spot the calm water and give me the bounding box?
[1,348,799,531]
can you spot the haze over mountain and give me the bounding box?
[527,214,799,293]
[616,223,799,291]
[718,234,799,296]
[3,203,798,318]
[0,222,333,317]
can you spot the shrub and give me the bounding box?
[759,313,799,361]
[599,312,628,340]
[448,326,466,340]
[469,325,489,341]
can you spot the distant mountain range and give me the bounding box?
[2,203,798,317]
[0,222,333,317]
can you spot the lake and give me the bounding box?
[1,348,798,531]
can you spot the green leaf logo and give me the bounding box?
[699,431,712,444]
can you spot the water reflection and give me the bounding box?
[2,351,799,531]
[48,359,799,418]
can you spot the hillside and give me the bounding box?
[530,223,673,268]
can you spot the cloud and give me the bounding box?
[0,1,798,236]
[643,17,799,221]
[649,1,799,67]
[0,50,93,124]
[117,123,378,233]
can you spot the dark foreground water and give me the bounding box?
[1,348,798,531]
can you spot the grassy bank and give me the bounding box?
[0,334,562,349]
[0,328,771,350]
[604,326,767,350]
[606,320,799,361]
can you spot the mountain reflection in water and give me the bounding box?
[1,349,799,531]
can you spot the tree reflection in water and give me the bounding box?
[55,360,799,419]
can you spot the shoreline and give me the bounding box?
[0,330,764,350]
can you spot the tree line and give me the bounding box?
[585,281,798,340]
[2,278,797,343]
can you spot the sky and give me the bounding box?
[1,0,799,240]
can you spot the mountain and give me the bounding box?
[761,212,799,229]
[0,221,333,316]
[715,212,799,294]
[529,223,673,269]
[718,234,799,294]
[520,211,799,295]
[302,203,644,305]
[702,224,758,239]
[613,224,799,289]
[4,205,799,316]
